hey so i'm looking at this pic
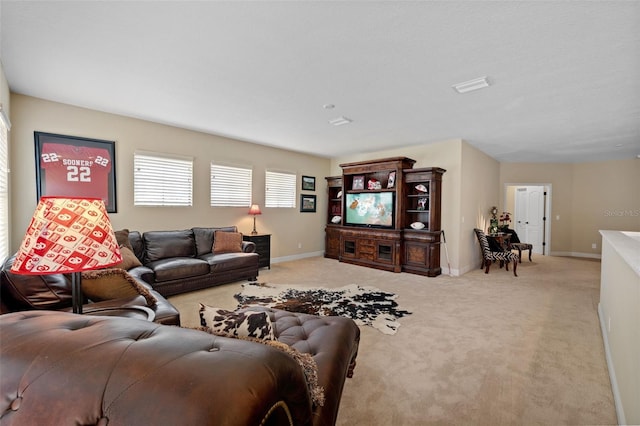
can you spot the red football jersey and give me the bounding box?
[40,143,112,202]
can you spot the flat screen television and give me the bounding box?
[344,192,394,228]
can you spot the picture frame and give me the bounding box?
[300,194,317,213]
[301,175,316,191]
[387,171,396,188]
[352,175,365,190]
[34,131,117,213]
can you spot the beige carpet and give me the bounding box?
[169,255,616,426]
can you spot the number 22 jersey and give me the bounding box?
[40,143,112,202]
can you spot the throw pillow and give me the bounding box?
[199,304,274,340]
[82,268,157,306]
[212,231,243,254]
[112,246,143,270]
[114,229,134,251]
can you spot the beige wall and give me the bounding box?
[500,160,639,256]
[460,142,500,274]
[9,94,331,260]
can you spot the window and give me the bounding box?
[265,170,296,208]
[0,106,9,260]
[210,163,252,207]
[134,151,193,206]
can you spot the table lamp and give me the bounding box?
[248,204,262,235]
[10,197,122,314]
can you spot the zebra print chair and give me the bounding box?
[499,227,533,263]
[473,228,519,277]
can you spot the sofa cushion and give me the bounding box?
[1,255,72,310]
[112,246,143,270]
[128,231,146,262]
[114,229,135,251]
[199,252,259,272]
[193,226,237,256]
[213,231,243,254]
[199,304,275,340]
[147,258,210,282]
[82,268,157,306]
[144,230,196,262]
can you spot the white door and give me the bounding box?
[515,186,545,254]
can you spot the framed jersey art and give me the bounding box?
[34,132,117,213]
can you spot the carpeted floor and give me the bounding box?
[169,255,616,426]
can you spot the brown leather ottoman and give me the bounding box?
[242,307,361,426]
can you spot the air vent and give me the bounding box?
[328,116,352,126]
[452,76,490,94]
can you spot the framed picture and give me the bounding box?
[387,171,396,188]
[302,175,316,191]
[300,194,317,213]
[352,175,365,190]
[34,132,117,213]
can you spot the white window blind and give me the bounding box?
[134,151,193,206]
[210,163,252,207]
[265,170,296,208]
[0,107,9,260]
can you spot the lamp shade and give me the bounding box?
[248,204,262,215]
[11,197,122,275]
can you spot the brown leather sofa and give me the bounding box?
[0,254,181,325]
[127,226,260,297]
[0,309,360,426]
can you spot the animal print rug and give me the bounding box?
[234,282,411,335]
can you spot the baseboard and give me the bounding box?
[272,251,324,265]
[550,251,602,260]
[598,303,625,425]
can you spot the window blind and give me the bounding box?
[210,163,252,207]
[134,152,193,206]
[265,170,296,208]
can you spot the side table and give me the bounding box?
[243,234,271,269]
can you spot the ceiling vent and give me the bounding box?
[329,116,352,126]
[452,76,490,94]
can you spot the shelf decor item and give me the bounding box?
[352,175,365,190]
[34,132,117,213]
[410,222,425,230]
[10,197,122,314]
[387,171,396,188]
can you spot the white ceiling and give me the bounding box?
[1,1,639,163]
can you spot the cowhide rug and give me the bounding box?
[234,282,411,335]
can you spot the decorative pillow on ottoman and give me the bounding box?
[199,304,274,340]
[82,268,157,306]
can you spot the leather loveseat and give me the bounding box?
[0,254,181,325]
[126,226,260,297]
[0,309,360,426]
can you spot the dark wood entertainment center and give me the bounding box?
[325,157,445,277]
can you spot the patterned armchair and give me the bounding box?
[473,228,519,276]
[500,227,533,263]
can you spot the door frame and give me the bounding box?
[503,183,552,256]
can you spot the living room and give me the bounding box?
[1,2,639,425]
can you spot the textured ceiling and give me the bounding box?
[1,1,639,163]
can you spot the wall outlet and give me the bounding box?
[592,243,597,249]
[608,317,611,333]
[298,242,302,249]
[556,215,560,220]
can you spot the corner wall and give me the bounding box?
[9,94,331,260]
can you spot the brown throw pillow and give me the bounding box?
[114,229,134,251]
[82,268,156,306]
[112,246,142,270]
[213,231,243,254]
